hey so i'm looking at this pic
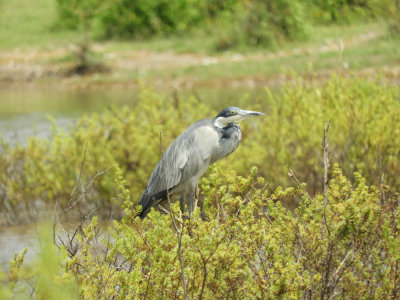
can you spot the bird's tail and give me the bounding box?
[136,190,167,218]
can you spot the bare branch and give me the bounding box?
[320,121,332,300]
[287,166,312,202]
[377,146,385,206]
[323,121,330,210]
[236,182,269,217]
[322,121,331,238]
[160,131,188,300]
[156,204,170,215]
[191,247,208,300]
[329,248,353,297]
[29,206,42,248]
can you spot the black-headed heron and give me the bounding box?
[137,107,264,218]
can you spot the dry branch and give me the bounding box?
[159,131,188,300]
[322,121,331,238]
[287,166,312,202]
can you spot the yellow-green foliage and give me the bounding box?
[2,166,400,298]
[60,166,400,298]
[233,74,400,194]
[1,75,399,224]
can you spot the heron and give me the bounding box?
[137,106,264,218]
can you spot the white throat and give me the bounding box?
[214,115,243,128]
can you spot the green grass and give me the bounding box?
[0,0,79,50]
[115,34,399,82]
[0,0,399,88]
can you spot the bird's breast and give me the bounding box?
[193,125,220,161]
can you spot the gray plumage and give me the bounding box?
[137,107,263,218]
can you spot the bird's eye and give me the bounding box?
[230,110,235,115]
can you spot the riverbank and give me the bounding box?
[1,20,399,90]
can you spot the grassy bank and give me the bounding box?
[0,0,399,89]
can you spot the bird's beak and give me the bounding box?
[239,109,265,119]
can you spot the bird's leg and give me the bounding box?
[195,185,207,220]
[180,190,187,215]
[188,189,194,218]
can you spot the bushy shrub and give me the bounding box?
[308,0,380,23]
[379,0,400,37]
[55,0,105,30]
[99,0,205,38]
[56,0,209,38]
[230,74,400,195]
[214,0,309,50]
[55,0,310,46]
[54,0,399,49]
[3,165,399,298]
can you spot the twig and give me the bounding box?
[29,280,37,299]
[194,247,208,300]
[377,146,385,206]
[53,200,59,245]
[321,121,332,300]
[54,165,112,231]
[236,183,268,217]
[322,121,331,237]
[321,241,334,300]
[287,166,312,202]
[30,206,42,248]
[330,248,353,289]
[53,142,88,241]
[156,204,170,215]
[71,141,88,198]
[160,132,188,300]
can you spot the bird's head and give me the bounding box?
[214,106,264,128]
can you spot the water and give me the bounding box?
[0,87,138,144]
[0,224,37,270]
[0,86,265,144]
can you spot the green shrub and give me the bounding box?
[55,0,105,30]
[379,0,400,37]
[55,0,310,46]
[56,0,208,38]
[308,0,380,23]
[99,0,205,38]
[240,75,400,194]
[213,0,309,50]
[54,0,399,48]
[5,165,399,298]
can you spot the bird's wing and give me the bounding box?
[146,120,219,196]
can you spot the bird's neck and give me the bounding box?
[214,117,239,128]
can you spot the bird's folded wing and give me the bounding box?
[146,123,219,196]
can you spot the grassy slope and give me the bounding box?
[0,0,80,50]
[0,0,399,87]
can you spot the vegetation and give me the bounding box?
[1,0,399,88]
[53,0,399,50]
[1,76,399,224]
[1,0,400,298]
[1,162,400,298]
